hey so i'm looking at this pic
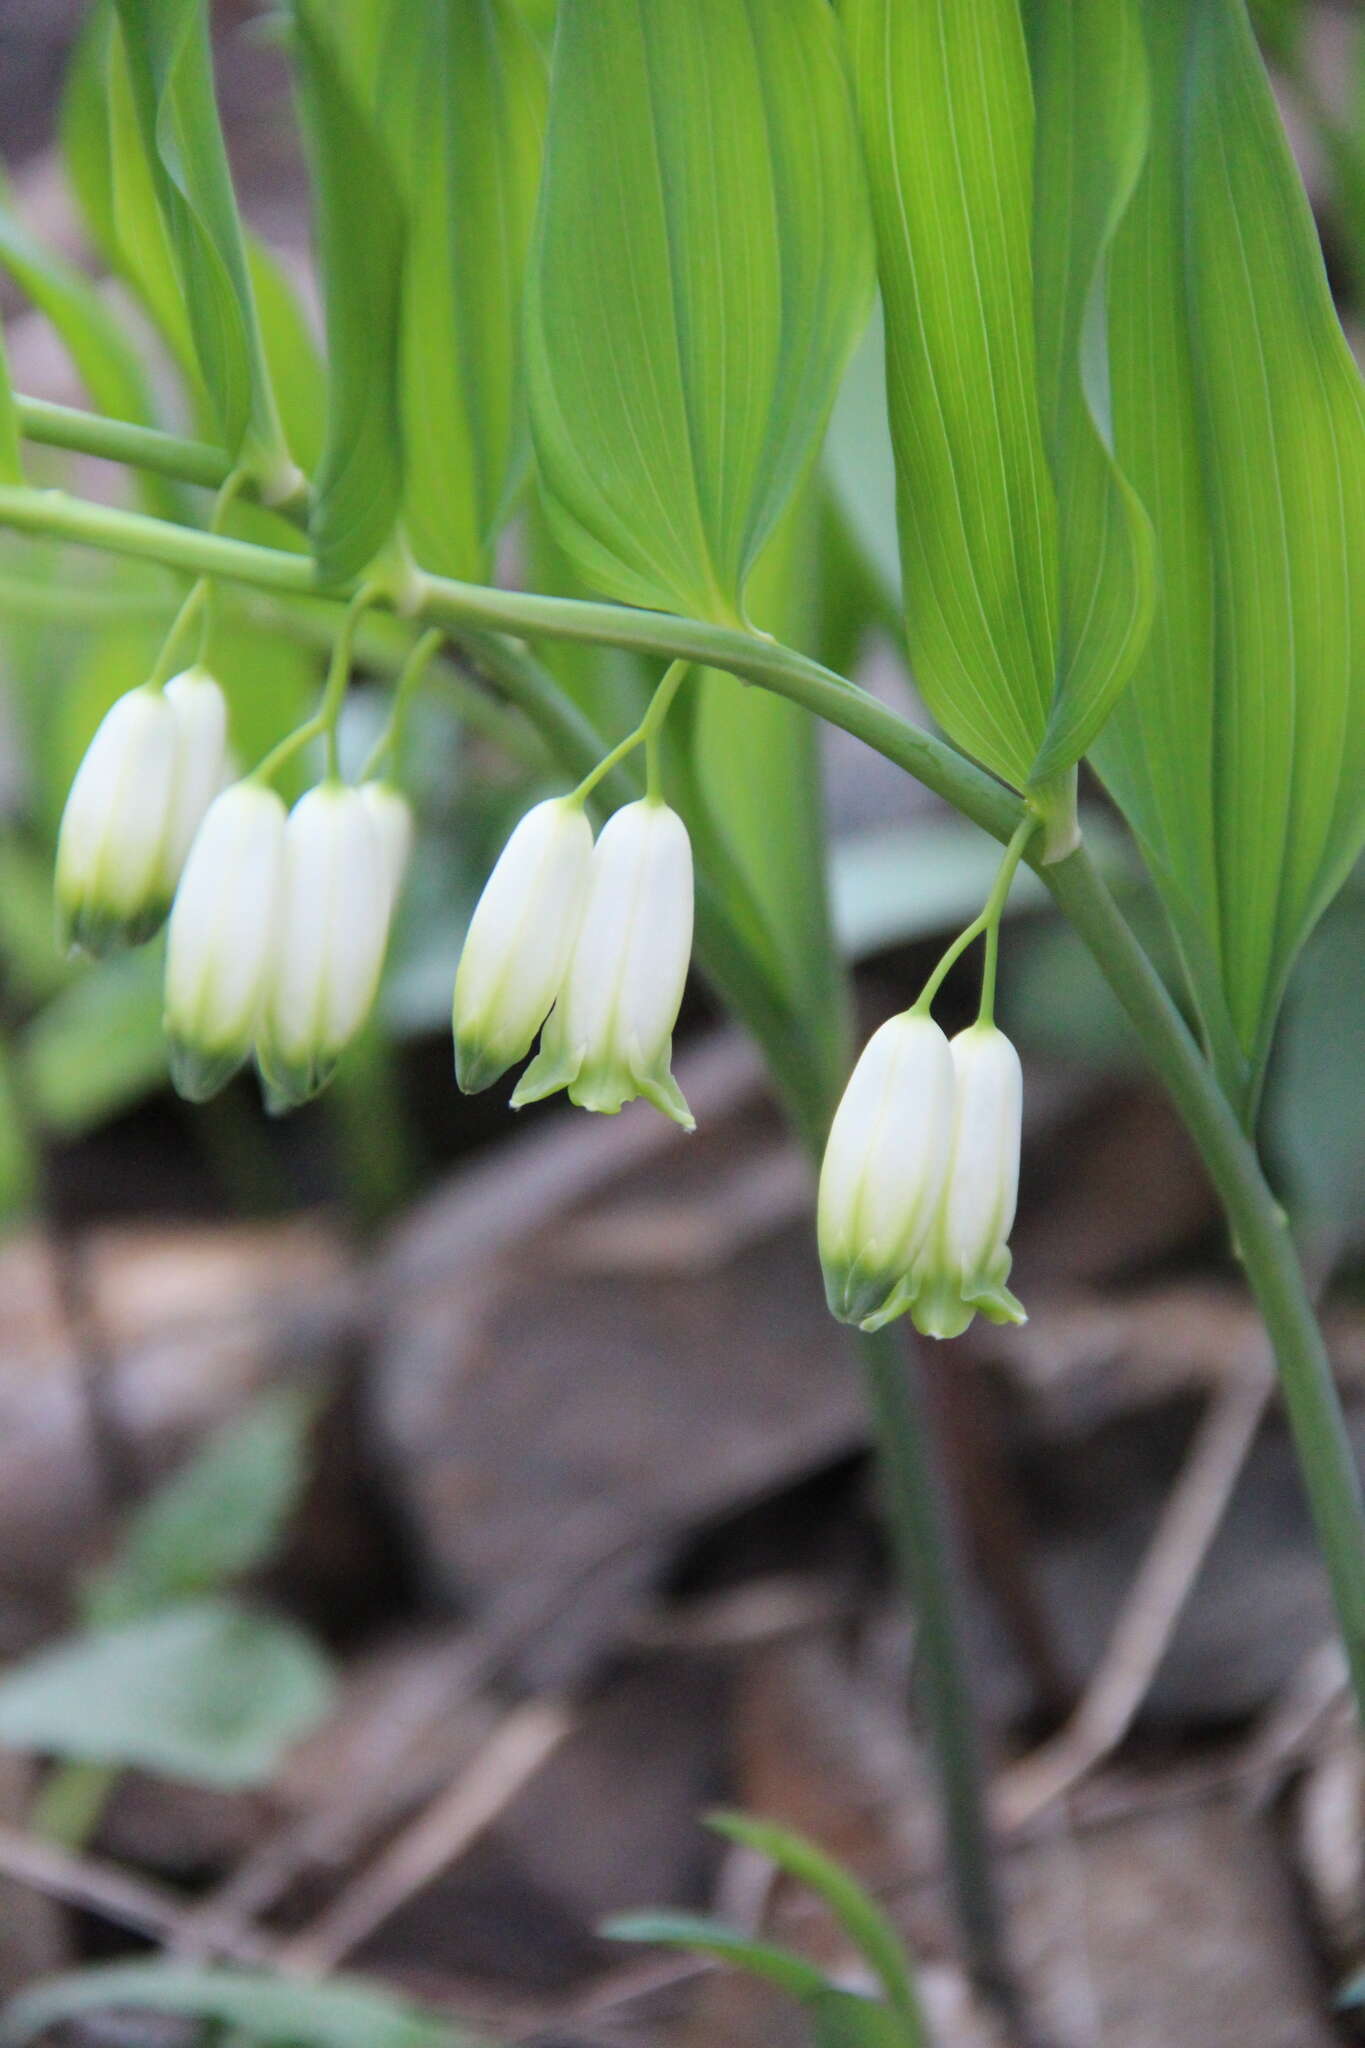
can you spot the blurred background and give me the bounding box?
[0,2,1362,2043]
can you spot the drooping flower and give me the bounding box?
[256,783,394,1111]
[164,780,287,1102]
[818,1011,955,1329]
[56,669,226,956]
[358,780,414,912]
[512,797,696,1129]
[909,1022,1026,1340]
[453,795,594,1094]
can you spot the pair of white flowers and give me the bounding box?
[818,1010,1025,1340]
[453,793,696,1129]
[56,672,410,1110]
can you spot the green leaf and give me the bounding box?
[21,951,169,1138]
[0,1041,37,1231]
[112,0,293,488]
[84,1389,318,1628]
[61,5,200,391]
[290,0,405,581]
[0,183,157,433]
[1094,0,1365,1114]
[1023,0,1155,784]
[249,237,327,478]
[707,1815,924,2031]
[812,1989,917,2048]
[0,1963,476,2048]
[843,0,1153,797]
[603,1913,830,2001]
[0,321,20,487]
[377,0,546,579]
[0,1598,333,1788]
[527,0,875,624]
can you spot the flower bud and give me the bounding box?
[909,1022,1026,1340]
[512,799,695,1128]
[358,781,414,913]
[55,671,229,958]
[256,784,394,1111]
[56,686,180,955]
[164,781,287,1102]
[818,1012,955,1328]
[453,796,594,1094]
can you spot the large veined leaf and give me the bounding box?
[1095,0,1365,1116]
[842,0,1153,806]
[112,0,294,490]
[526,0,875,625]
[290,0,405,582]
[377,0,546,580]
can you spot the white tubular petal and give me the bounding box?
[559,801,693,1060]
[358,782,414,911]
[56,687,179,946]
[265,786,390,1076]
[616,803,694,1059]
[818,1012,954,1288]
[453,797,594,1088]
[163,668,228,878]
[164,782,287,1091]
[942,1023,1022,1273]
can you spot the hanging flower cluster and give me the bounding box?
[453,794,696,1130]
[57,675,411,1112]
[818,1012,1025,1340]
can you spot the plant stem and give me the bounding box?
[858,1322,1018,2023]
[1045,848,1365,1711]
[0,478,1359,1723]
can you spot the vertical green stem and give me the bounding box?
[1047,848,1365,1715]
[859,1322,1018,2024]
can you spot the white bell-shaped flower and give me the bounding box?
[162,667,228,873]
[453,795,594,1094]
[910,1022,1027,1340]
[164,780,287,1102]
[56,672,229,958]
[818,1011,955,1329]
[512,798,695,1128]
[358,781,414,913]
[256,783,394,1111]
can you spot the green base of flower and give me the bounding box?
[453,1033,523,1096]
[511,1034,695,1131]
[60,893,172,960]
[256,1041,341,1116]
[167,1034,249,1104]
[826,1251,1027,1342]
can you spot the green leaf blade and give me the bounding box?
[843,0,1058,789]
[0,1963,478,2048]
[1024,0,1155,782]
[380,0,547,581]
[291,0,406,583]
[1096,0,1365,1107]
[112,0,292,487]
[0,1598,333,1788]
[527,0,874,624]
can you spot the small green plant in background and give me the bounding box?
[0,1388,334,1837]
[0,0,1362,2037]
[609,1813,931,2048]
